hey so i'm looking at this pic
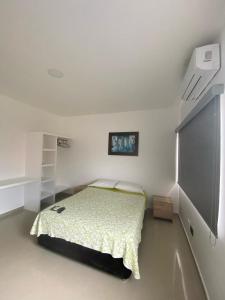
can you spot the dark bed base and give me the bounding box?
[38,235,132,279]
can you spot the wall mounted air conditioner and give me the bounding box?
[180,44,220,101]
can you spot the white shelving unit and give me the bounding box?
[42,163,55,167]
[24,132,72,212]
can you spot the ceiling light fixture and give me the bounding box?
[47,68,64,78]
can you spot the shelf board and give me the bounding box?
[40,191,54,200]
[42,163,55,168]
[43,148,56,152]
[41,177,54,183]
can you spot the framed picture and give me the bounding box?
[108,132,139,156]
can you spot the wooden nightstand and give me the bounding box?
[152,195,173,221]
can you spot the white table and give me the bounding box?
[0,177,39,215]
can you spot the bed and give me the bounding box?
[30,185,146,279]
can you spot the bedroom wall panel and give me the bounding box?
[58,106,179,211]
[178,27,225,300]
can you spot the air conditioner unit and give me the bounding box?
[180,44,220,101]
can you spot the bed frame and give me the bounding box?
[38,235,132,279]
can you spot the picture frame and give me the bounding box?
[108,132,139,156]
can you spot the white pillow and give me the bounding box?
[88,179,118,189]
[115,181,144,195]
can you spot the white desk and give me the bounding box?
[0,177,70,215]
[0,177,39,215]
[0,177,38,190]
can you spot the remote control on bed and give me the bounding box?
[57,207,65,213]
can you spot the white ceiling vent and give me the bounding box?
[180,44,220,102]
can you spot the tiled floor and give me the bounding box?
[0,209,206,300]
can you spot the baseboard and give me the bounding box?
[178,214,210,300]
[0,206,24,219]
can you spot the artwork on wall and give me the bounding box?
[108,132,139,156]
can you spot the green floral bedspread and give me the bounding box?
[30,187,146,279]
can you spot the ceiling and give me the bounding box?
[0,0,225,116]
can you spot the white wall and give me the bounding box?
[179,27,225,300]
[58,107,179,211]
[0,94,61,180]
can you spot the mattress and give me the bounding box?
[30,187,146,279]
